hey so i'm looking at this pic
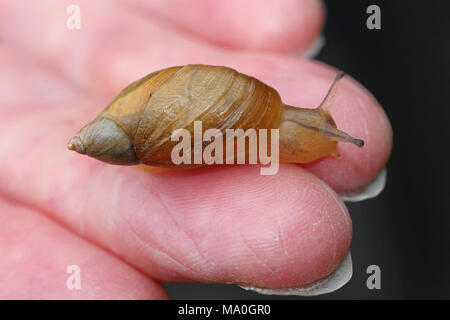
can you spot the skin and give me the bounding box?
[0,0,392,299]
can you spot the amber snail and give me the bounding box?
[68,64,364,167]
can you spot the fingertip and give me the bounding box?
[304,73,393,193]
[163,165,353,289]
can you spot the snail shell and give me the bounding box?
[68,64,363,167]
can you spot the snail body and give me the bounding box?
[68,64,363,167]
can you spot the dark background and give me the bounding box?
[164,1,450,299]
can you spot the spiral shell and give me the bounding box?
[68,64,363,167]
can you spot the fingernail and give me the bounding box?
[300,34,326,59]
[340,168,387,202]
[239,252,352,296]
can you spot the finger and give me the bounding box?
[0,0,323,94]
[0,48,352,288]
[0,34,392,195]
[0,104,352,288]
[2,0,392,195]
[127,0,324,53]
[79,9,392,195]
[0,198,168,299]
[0,46,82,116]
[263,61,393,193]
[0,0,219,92]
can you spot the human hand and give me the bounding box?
[0,0,392,299]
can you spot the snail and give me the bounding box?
[68,64,364,168]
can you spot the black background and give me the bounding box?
[164,1,450,299]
